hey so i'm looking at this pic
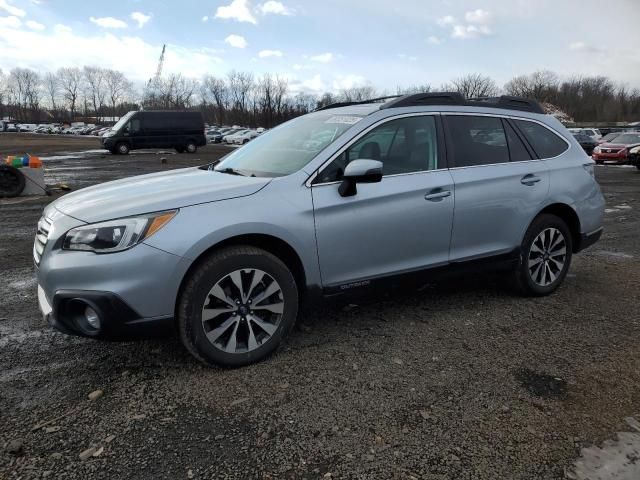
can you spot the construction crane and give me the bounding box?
[142,44,166,108]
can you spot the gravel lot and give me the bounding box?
[1,134,639,479]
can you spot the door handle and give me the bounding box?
[425,190,451,201]
[521,174,541,186]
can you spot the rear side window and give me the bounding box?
[514,120,568,158]
[445,115,509,167]
[504,120,532,162]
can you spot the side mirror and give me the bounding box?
[338,159,383,197]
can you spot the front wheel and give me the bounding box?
[185,141,197,153]
[513,214,573,296]
[116,142,130,155]
[178,246,299,367]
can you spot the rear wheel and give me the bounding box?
[116,142,130,155]
[513,214,573,296]
[178,246,298,367]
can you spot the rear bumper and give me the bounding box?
[577,227,603,252]
[41,288,174,339]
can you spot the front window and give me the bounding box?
[111,111,136,132]
[214,112,364,177]
[609,133,640,145]
[316,115,439,183]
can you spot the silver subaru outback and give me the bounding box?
[35,93,604,367]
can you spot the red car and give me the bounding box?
[592,132,640,164]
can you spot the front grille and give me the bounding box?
[33,216,51,265]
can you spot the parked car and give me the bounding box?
[17,123,37,132]
[102,111,206,154]
[572,132,598,155]
[592,132,640,164]
[35,93,604,367]
[5,123,18,132]
[207,131,224,144]
[224,129,250,144]
[597,132,622,144]
[628,145,640,170]
[222,128,245,143]
[231,130,260,145]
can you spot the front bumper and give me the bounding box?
[36,208,192,339]
[592,152,627,163]
[39,287,174,339]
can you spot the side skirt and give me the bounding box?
[321,249,521,299]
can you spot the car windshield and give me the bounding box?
[111,111,135,131]
[214,112,364,177]
[609,133,640,144]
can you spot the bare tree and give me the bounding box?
[83,66,107,120]
[338,85,378,102]
[504,70,558,102]
[445,73,499,98]
[396,84,431,95]
[7,68,41,120]
[57,67,83,120]
[202,75,229,123]
[104,69,132,117]
[227,70,255,114]
[43,72,60,114]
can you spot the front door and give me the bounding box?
[311,115,455,289]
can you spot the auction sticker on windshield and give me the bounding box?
[325,116,362,125]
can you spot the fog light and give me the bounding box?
[84,306,101,330]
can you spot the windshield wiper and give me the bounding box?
[214,167,246,176]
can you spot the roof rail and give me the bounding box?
[466,95,545,114]
[379,92,545,114]
[380,92,466,109]
[315,95,402,112]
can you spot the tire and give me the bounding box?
[185,141,197,153]
[513,214,573,296]
[242,139,249,145]
[175,146,185,153]
[0,165,26,198]
[178,246,299,367]
[116,142,130,155]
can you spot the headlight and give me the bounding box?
[63,210,177,253]
[593,146,601,153]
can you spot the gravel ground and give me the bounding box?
[1,135,639,479]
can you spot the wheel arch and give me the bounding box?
[175,233,308,320]
[533,203,581,252]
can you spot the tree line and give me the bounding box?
[1,66,639,127]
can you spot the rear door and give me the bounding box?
[444,114,550,261]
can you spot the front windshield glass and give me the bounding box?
[111,111,135,131]
[215,112,364,177]
[610,133,640,144]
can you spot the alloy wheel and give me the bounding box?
[528,227,567,287]
[201,269,284,354]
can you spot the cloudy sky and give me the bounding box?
[1,0,639,94]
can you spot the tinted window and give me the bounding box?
[316,115,438,183]
[504,120,532,162]
[446,115,509,167]
[514,120,568,158]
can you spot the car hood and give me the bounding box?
[52,167,271,223]
[600,142,635,148]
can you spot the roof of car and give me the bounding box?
[316,92,545,114]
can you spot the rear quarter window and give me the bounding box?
[514,120,569,158]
